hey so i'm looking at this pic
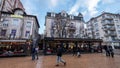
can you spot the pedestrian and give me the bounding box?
[72,46,76,56]
[77,46,81,57]
[35,46,39,60]
[31,47,36,60]
[56,45,66,66]
[109,46,114,58]
[104,45,110,56]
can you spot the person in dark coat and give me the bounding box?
[77,46,81,57]
[72,46,76,56]
[31,48,36,60]
[109,46,114,58]
[104,45,110,56]
[56,45,66,66]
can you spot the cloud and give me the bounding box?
[50,0,58,8]
[86,0,100,16]
[101,0,115,4]
[69,0,100,16]
[69,0,81,15]
[21,0,37,14]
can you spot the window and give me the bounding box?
[26,21,31,28]
[25,31,30,37]
[51,13,55,17]
[10,29,16,39]
[15,10,24,15]
[70,15,74,19]
[117,25,120,28]
[96,33,99,36]
[13,19,19,26]
[3,20,8,27]
[1,29,6,36]
[118,30,120,34]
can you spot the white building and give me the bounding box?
[86,12,120,46]
[45,11,85,38]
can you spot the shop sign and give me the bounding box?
[11,15,23,18]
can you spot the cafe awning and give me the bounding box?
[0,40,26,42]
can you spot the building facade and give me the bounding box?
[0,8,40,40]
[0,0,24,12]
[86,12,120,46]
[45,11,85,38]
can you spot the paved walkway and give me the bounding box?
[42,54,120,68]
[0,54,120,68]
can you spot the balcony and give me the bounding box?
[68,26,76,32]
[103,16,113,20]
[102,26,115,31]
[102,22,114,26]
[108,32,117,36]
[104,33,108,37]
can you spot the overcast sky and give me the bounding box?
[21,0,120,34]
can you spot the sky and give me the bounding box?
[21,0,120,34]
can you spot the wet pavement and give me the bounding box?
[1,53,120,68]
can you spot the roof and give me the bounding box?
[87,12,120,23]
[12,8,26,15]
[43,37,103,42]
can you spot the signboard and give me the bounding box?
[11,15,23,18]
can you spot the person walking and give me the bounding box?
[31,47,36,60]
[77,46,81,57]
[104,45,110,56]
[72,46,76,56]
[35,46,39,60]
[56,45,66,66]
[109,46,114,58]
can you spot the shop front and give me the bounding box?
[0,40,29,57]
[40,37,103,55]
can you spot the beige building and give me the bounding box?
[45,11,85,38]
[86,12,120,46]
[0,8,40,40]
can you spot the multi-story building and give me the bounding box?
[0,0,24,12]
[45,11,85,38]
[0,8,40,40]
[86,12,120,46]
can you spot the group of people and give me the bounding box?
[104,45,114,58]
[73,46,81,57]
[31,44,114,66]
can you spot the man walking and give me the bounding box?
[56,45,66,66]
[31,47,36,60]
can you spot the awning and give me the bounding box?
[0,40,26,42]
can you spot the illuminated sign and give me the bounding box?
[11,15,23,18]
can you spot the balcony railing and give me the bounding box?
[68,26,76,31]
[108,32,117,36]
[103,16,113,20]
[102,26,115,31]
[102,22,114,26]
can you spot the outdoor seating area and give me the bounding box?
[0,40,28,57]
